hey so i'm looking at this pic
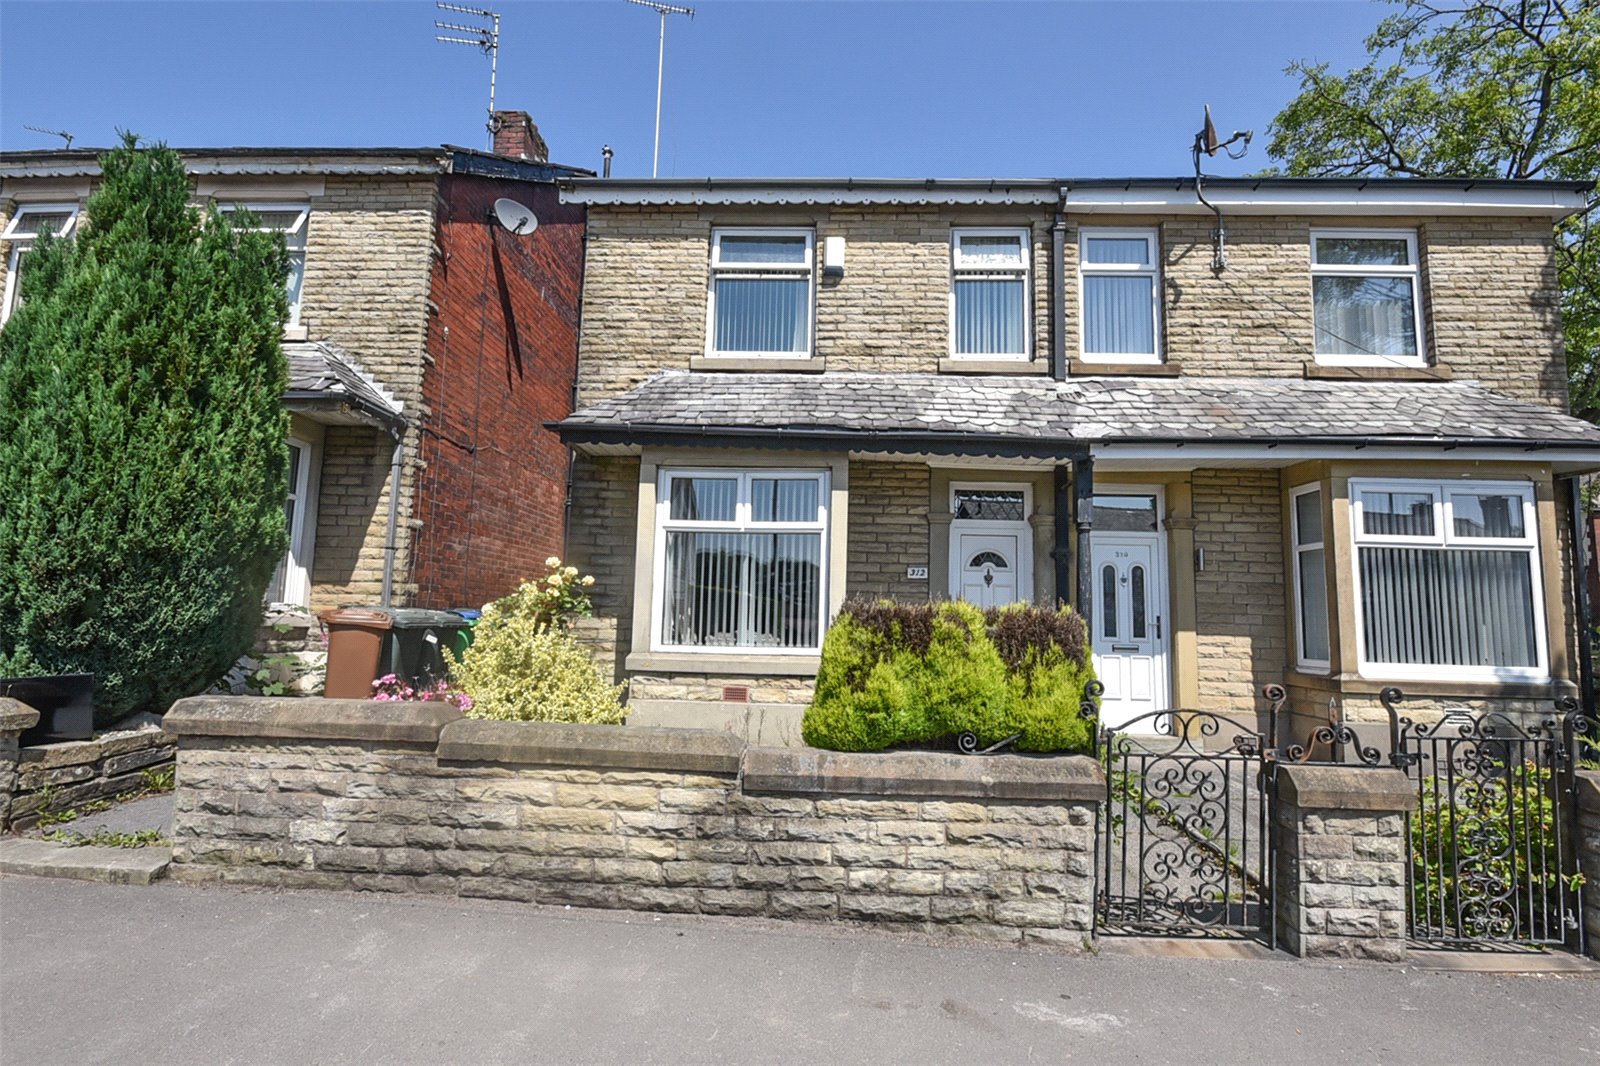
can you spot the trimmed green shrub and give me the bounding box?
[450,579,625,724]
[802,600,1095,754]
[0,134,291,724]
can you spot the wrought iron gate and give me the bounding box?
[1087,688,1275,942]
[1383,689,1589,951]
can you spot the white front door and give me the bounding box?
[955,531,1023,608]
[1091,533,1169,731]
[267,437,313,606]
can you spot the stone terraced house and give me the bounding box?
[551,175,1600,745]
[0,112,589,623]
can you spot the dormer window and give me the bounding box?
[706,228,814,358]
[1,203,80,323]
[219,203,309,326]
[1311,230,1425,367]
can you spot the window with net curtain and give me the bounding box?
[951,229,1029,358]
[1351,480,1544,677]
[218,203,308,326]
[657,470,828,652]
[1311,231,1423,366]
[1079,229,1160,361]
[1,203,79,322]
[708,230,813,356]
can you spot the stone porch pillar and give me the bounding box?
[0,698,41,831]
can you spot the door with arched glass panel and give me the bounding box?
[1090,528,1168,731]
[957,533,1021,609]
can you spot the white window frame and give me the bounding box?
[1077,226,1162,364]
[1310,228,1426,368]
[1290,483,1330,674]
[1,202,80,324]
[1348,477,1547,682]
[949,227,1031,361]
[217,202,310,327]
[704,228,815,359]
[652,467,830,655]
[268,436,316,607]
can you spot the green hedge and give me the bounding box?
[801,600,1095,754]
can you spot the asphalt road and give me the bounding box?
[2,876,1597,1065]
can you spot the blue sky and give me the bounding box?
[0,1,1380,178]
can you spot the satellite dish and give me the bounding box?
[492,198,538,236]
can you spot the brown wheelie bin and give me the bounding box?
[320,607,393,698]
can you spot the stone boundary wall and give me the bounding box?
[1,699,176,831]
[1577,771,1600,959]
[162,697,1103,948]
[1274,765,1415,961]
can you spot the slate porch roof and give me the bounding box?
[283,341,406,427]
[556,371,1600,455]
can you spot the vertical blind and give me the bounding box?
[1083,276,1156,354]
[662,532,821,649]
[954,278,1025,355]
[713,277,808,353]
[1313,276,1417,357]
[1359,548,1537,668]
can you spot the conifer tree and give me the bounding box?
[0,133,290,724]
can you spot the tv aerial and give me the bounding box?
[435,3,502,152]
[492,197,538,235]
[1191,105,1252,272]
[23,124,73,149]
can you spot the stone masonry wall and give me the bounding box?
[7,722,176,831]
[1192,469,1287,720]
[1274,765,1414,961]
[0,700,37,831]
[297,176,437,608]
[566,455,640,682]
[1577,771,1600,958]
[847,461,932,602]
[163,698,1101,947]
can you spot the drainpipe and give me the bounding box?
[381,425,404,607]
[1073,455,1095,616]
[1050,211,1066,381]
[1565,476,1596,719]
[1053,465,1073,607]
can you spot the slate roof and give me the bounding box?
[283,341,405,425]
[557,371,1600,453]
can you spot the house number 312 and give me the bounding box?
[906,566,929,580]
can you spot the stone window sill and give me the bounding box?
[282,325,310,342]
[690,356,824,373]
[625,651,821,677]
[1302,362,1453,382]
[938,358,1048,375]
[1068,359,1181,377]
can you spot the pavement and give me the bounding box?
[0,792,174,884]
[3,876,1598,1065]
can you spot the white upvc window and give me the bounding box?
[653,468,829,654]
[1,203,80,323]
[218,203,309,326]
[705,228,814,358]
[1350,478,1546,681]
[1311,229,1425,366]
[950,228,1030,359]
[1078,227,1161,363]
[267,436,315,607]
[1290,484,1330,673]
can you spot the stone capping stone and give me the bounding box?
[438,719,746,775]
[742,746,1105,802]
[1276,764,1417,813]
[163,696,461,745]
[1576,770,1600,815]
[0,698,40,733]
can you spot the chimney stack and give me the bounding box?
[490,110,548,162]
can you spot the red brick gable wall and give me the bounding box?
[412,173,584,610]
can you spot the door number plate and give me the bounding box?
[906,566,929,580]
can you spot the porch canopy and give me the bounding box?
[283,340,406,429]
[554,371,1600,651]
[553,371,1600,470]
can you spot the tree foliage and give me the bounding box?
[0,134,291,724]
[1266,0,1600,417]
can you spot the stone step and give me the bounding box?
[0,837,170,885]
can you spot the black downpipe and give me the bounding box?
[1053,465,1073,607]
[1073,456,1095,617]
[1051,212,1067,381]
[1565,476,1596,720]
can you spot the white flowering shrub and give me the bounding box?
[449,558,624,724]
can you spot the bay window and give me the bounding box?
[1351,479,1545,679]
[1311,230,1424,366]
[707,229,813,357]
[655,469,828,653]
[951,228,1029,359]
[219,203,308,326]
[2,203,80,323]
[1079,228,1160,362]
